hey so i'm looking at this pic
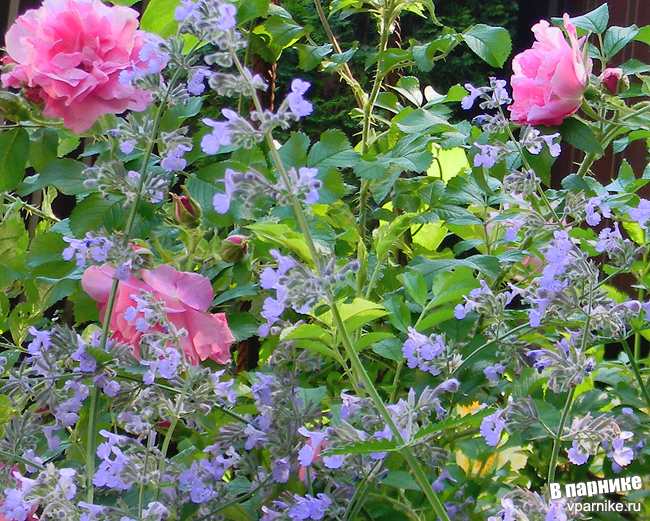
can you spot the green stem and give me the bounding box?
[547,387,575,485]
[85,65,187,503]
[459,323,531,370]
[311,0,364,108]
[1,192,60,221]
[233,42,449,521]
[634,288,645,361]
[329,301,450,521]
[154,373,190,502]
[621,338,650,415]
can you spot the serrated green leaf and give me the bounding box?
[26,232,66,268]
[28,128,58,173]
[560,118,604,155]
[604,25,638,59]
[68,194,126,236]
[317,298,389,331]
[399,270,427,306]
[295,43,333,71]
[561,174,591,192]
[308,129,360,172]
[247,221,312,262]
[236,0,269,24]
[562,4,609,35]
[279,132,309,171]
[463,24,511,68]
[382,471,421,491]
[18,159,89,196]
[372,337,403,361]
[0,128,30,191]
[395,108,455,134]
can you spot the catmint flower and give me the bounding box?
[161,143,191,172]
[480,410,505,446]
[297,427,327,467]
[473,144,500,168]
[271,458,291,483]
[63,233,114,268]
[175,0,199,21]
[120,139,137,155]
[567,440,589,465]
[585,196,611,226]
[286,79,313,118]
[402,327,446,376]
[462,78,510,111]
[42,425,61,451]
[188,68,211,95]
[461,83,485,110]
[629,198,650,230]
[607,433,635,467]
[526,334,595,392]
[484,363,506,381]
[216,3,237,31]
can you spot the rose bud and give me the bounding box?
[171,191,202,228]
[220,235,248,263]
[601,68,628,95]
[131,240,155,269]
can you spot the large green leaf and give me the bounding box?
[0,128,30,191]
[308,129,360,172]
[560,118,604,155]
[26,232,66,269]
[18,159,89,196]
[68,194,127,236]
[28,128,58,173]
[463,25,511,68]
[558,4,609,35]
[140,0,179,36]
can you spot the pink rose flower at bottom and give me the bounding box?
[82,264,235,365]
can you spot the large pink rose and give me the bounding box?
[509,14,592,126]
[1,0,164,133]
[82,264,235,365]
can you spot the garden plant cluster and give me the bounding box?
[0,0,650,520]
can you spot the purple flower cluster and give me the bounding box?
[93,430,137,490]
[628,198,650,230]
[212,165,321,215]
[264,493,333,521]
[526,333,595,392]
[480,410,506,447]
[161,143,192,173]
[63,233,114,268]
[202,79,313,156]
[402,327,446,376]
[462,78,511,110]
[259,251,357,337]
[585,196,611,226]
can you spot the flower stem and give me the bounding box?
[547,386,575,485]
[233,46,448,521]
[84,65,186,503]
[621,337,650,415]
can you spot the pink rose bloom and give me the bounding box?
[82,264,235,365]
[509,14,592,126]
[1,0,165,133]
